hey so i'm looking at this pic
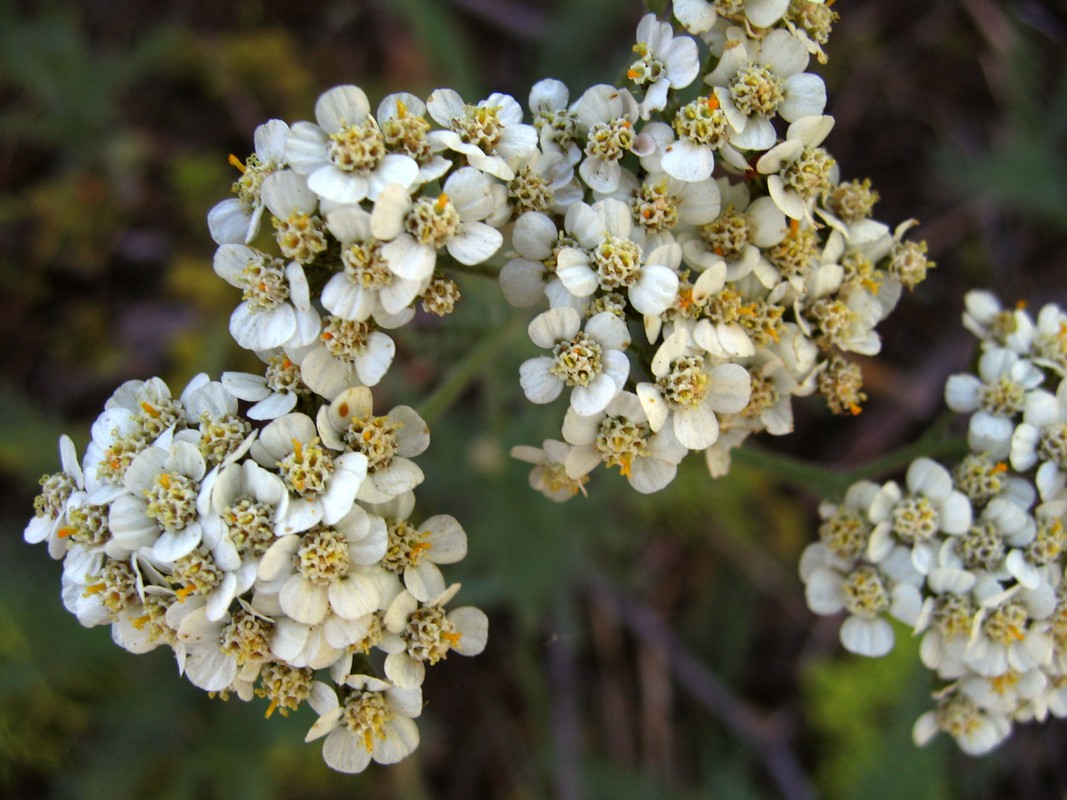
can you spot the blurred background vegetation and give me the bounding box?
[2,0,1067,797]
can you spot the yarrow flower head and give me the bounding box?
[802,290,1067,757]
[28,370,484,774]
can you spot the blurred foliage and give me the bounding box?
[802,625,951,800]
[935,32,1067,230]
[2,0,1067,798]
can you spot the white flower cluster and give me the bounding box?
[799,290,1067,756]
[507,5,932,499]
[26,375,487,774]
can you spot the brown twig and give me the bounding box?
[584,576,816,800]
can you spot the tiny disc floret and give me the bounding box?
[932,594,974,639]
[585,118,635,162]
[172,549,224,599]
[343,414,401,471]
[510,165,554,214]
[265,354,310,397]
[729,64,785,118]
[819,506,870,561]
[841,565,890,618]
[273,212,328,264]
[1026,516,1065,565]
[64,503,110,547]
[225,498,277,559]
[342,240,393,290]
[406,195,461,248]
[383,520,432,573]
[405,604,461,665]
[328,120,387,172]
[594,234,643,290]
[199,412,252,465]
[277,437,336,497]
[296,525,352,586]
[342,688,396,752]
[658,355,711,409]
[240,252,290,310]
[33,471,75,520]
[978,376,1025,417]
[220,609,274,666]
[700,207,750,259]
[673,97,729,147]
[455,103,505,151]
[891,496,940,544]
[781,147,835,200]
[594,416,650,476]
[257,662,314,717]
[632,181,679,233]
[982,601,1029,647]
[957,521,1006,570]
[825,178,878,223]
[86,558,140,614]
[144,472,200,531]
[322,316,374,361]
[550,332,604,388]
[1038,422,1067,469]
[953,453,1007,505]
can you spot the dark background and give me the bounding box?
[3,0,1067,797]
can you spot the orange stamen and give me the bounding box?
[228,153,247,173]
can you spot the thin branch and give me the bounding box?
[549,596,583,800]
[416,313,527,426]
[731,412,967,500]
[585,576,816,800]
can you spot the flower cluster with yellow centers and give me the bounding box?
[26,376,486,774]
[505,9,930,500]
[800,291,1067,756]
[28,0,986,776]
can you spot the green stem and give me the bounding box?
[732,412,968,499]
[445,260,502,279]
[731,444,850,498]
[417,313,528,426]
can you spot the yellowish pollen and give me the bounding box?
[140,402,161,419]
[443,631,463,646]
[848,402,863,416]
[57,526,77,538]
[338,402,349,417]
[618,452,634,478]
[1015,299,1028,310]
[627,69,640,80]
[228,153,247,173]
[435,193,450,212]
[396,99,408,119]
[862,277,880,293]
[176,584,197,602]
[132,614,152,630]
[994,462,1009,473]
[789,218,800,235]
[83,582,106,596]
[265,699,279,719]
[706,94,720,111]
[292,439,304,461]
